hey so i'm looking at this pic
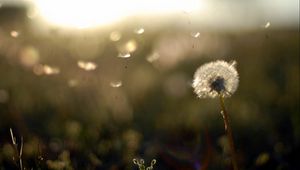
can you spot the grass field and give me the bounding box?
[0,5,299,170]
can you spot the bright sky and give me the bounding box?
[33,0,204,28]
[0,0,298,29]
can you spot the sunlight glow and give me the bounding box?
[34,0,204,28]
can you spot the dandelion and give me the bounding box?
[192,60,239,170]
[192,60,239,98]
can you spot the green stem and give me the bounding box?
[219,95,239,170]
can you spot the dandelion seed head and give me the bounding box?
[209,76,225,93]
[192,60,239,98]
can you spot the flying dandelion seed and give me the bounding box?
[27,8,39,19]
[43,65,60,75]
[10,31,19,38]
[146,51,160,63]
[68,79,79,87]
[33,64,60,75]
[110,31,122,41]
[110,81,122,88]
[264,22,271,28]
[77,60,97,71]
[192,60,239,98]
[117,52,131,58]
[134,28,145,34]
[191,32,200,38]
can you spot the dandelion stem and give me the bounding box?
[219,95,239,170]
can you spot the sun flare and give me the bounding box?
[34,0,204,29]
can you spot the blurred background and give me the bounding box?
[0,0,299,169]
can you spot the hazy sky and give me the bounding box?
[0,0,298,30]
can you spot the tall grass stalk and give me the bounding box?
[10,128,23,170]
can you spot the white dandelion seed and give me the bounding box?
[192,60,239,98]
